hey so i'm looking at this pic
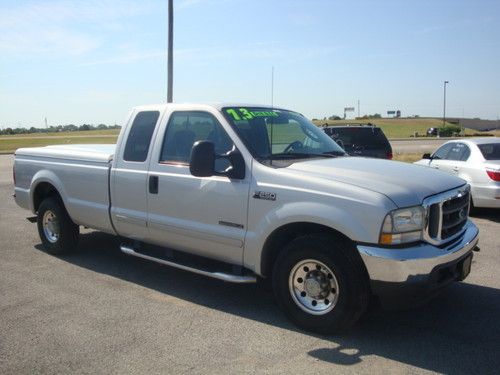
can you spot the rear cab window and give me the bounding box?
[123,111,160,162]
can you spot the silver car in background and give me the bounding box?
[414,138,500,208]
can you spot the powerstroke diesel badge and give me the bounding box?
[253,191,276,201]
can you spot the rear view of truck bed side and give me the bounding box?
[14,144,116,234]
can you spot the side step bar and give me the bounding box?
[120,245,257,284]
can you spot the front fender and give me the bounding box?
[243,200,393,275]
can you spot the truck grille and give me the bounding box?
[424,186,470,246]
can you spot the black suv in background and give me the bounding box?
[323,124,393,159]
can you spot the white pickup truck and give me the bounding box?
[14,103,479,333]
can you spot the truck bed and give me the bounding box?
[14,144,117,234]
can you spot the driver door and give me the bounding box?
[146,110,251,265]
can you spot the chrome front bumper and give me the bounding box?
[357,220,479,307]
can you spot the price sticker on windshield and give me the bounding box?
[225,108,279,121]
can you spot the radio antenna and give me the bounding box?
[271,66,274,107]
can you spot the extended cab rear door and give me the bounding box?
[111,109,163,240]
[146,108,251,265]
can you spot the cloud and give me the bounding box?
[0,0,154,57]
[177,0,233,10]
[80,51,167,66]
[0,27,98,56]
[80,42,339,67]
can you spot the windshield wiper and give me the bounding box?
[269,152,336,159]
[322,150,346,156]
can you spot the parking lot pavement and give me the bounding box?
[1,154,499,374]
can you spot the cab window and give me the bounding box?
[123,111,159,162]
[160,111,233,164]
[432,143,454,160]
[447,143,470,161]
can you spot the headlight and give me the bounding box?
[379,206,425,245]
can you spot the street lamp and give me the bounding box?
[443,80,449,126]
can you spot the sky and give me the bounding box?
[1,0,499,128]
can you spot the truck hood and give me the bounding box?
[286,157,466,207]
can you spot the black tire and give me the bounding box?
[272,233,370,334]
[37,197,79,255]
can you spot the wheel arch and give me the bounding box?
[30,170,68,213]
[32,182,63,213]
[260,222,355,278]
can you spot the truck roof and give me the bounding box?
[132,103,292,112]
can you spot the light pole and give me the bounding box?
[443,80,449,126]
[167,0,174,103]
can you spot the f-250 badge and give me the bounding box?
[253,191,276,201]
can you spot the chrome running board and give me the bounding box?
[120,245,256,284]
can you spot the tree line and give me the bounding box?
[0,124,121,136]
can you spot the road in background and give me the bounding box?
[391,139,447,154]
[1,154,499,374]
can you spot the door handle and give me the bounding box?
[149,175,159,194]
[452,166,459,173]
[433,165,439,169]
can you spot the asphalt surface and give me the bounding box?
[390,139,447,154]
[1,154,499,374]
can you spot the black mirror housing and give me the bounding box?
[190,141,246,180]
[190,141,215,177]
[422,153,432,159]
[226,150,245,179]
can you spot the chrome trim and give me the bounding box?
[357,220,479,283]
[422,185,470,246]
[288,259,340,316]
[120,245,256,283]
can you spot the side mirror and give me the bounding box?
[189,141,246,180]
[225,149,245,179]
[422,153,432,160]
[190,141,215,177]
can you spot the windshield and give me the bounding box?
[222,107,345,162]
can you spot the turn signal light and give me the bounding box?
[379,233,393,245]
[486,169,500,182]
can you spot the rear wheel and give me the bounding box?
[272,234,369,334]
[37,197,79,255]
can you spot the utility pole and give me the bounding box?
[443,80,449,126]
[167,0,174,103]
[357,99,360,118]
[45,117,48,129]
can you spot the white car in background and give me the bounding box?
[414,138,500,208]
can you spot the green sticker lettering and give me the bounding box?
[239,108,254,120]
[226,109,241,121]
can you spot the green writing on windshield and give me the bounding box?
[225,108,279,121]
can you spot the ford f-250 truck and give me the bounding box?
[14,104,479,333]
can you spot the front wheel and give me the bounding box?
[272,234,370,334]
[37,197,79,255]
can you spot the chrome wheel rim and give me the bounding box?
[42,210,60,243]
[288,259,340,315]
